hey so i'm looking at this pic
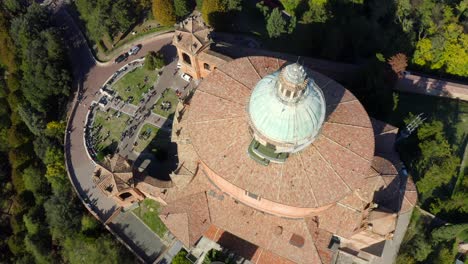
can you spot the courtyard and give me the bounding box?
[112,66,158,105]
[132,199,167,238]
[153,88,180,119]
[134,123,171,153]
[90,108,131,157]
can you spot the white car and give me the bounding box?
[176,62,181,69]
[128,45,142,55]
[181,73,192,82]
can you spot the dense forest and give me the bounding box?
[146,0,468,78]
[0,2,134,263]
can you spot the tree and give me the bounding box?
[62,235,132,264]
[410,236,432,261]
[413,120,460,202]
[201,0,227,26]
[388,53,408,78]
[81,214,99,233]
[44,194,81,240]
[302,0,329,23]
[8,123,32,148]
[144,51,165,70]
[172,249,191,264]
[174,0,191,18]
[431,224,468,243]
[152,0,176,26]
[279,0,301,15]
[256,1,269,17]
[267,8,286,38]
[33,136,55,162]
[17,103,46,136]
[22,165,48,200]
[44,121,65,141]
[75,0,138,42]
[0,10,17,72]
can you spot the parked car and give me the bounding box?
[181,73,192,82]
[176,62,181,69]
[128,44,142,55]
[114,53,128,64]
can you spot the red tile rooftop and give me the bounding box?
[185,56,375,209]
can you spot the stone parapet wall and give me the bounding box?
[396,74,468,101]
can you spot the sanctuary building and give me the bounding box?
[98,13,417,264]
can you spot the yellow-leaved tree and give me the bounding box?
[152,0,176,26]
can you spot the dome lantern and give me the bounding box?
[247,63,326,164]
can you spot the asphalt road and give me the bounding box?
[54,5,176,263]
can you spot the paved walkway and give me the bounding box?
[55,3,179,262]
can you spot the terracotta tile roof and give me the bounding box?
[173,13,212,55]
[93,155,135,195]
[198,50,232,66]
[184,56,375,208]
[318,203,363,238]
[206,192,322,263]
[159,192,211,247]
[155,56,417,263]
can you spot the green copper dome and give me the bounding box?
[248,64,326,150]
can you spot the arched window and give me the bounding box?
[182,53,191,65]
[203,63,211,70]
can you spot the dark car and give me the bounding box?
[114,53,128,64]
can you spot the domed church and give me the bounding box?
[134,13,417,264]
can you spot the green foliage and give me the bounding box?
[0,4,137,263]
[43,146,68,194]
[9,147,33,169]
[10,4,71,114]
[279,0,301,15]
[409,2,468,77]
[433,241,457,264]
[81,214,99,233]
[266,8,287,38]
[203,249,234,264]
[145,51,165,70]
[202,0,227,26]
[0,10,17,71]
[33,136,55,161]
[172,249,191,264]
[411,235,432,261]
[431,223,468,243]
[62,235,130,264]
[152,0,176,26]
[256,1,269,17]
[44,121,65,141]
[196,0,203,10]
[44,193,81,240]
[22,165,48,200]
[302,0,329,23]
[7,234,25,255]
[24,234,51,264]
[23,214,40,235]
[75,0,138,42]
[17,103,46,136]
[174,0,191,18]
[414,121,460,201]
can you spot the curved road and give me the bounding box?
[54,5,176,263]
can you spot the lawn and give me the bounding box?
[153,89,179,119]
[134,123,171,153]
[112,66,157,105]
[91,109,130,153]
[133,199,167,238]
